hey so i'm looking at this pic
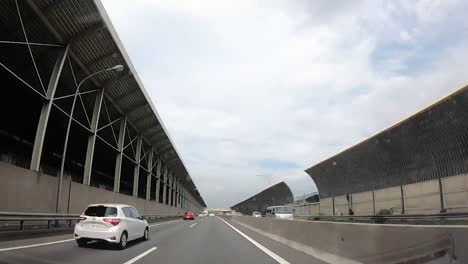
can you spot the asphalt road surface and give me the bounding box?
[0,216,325,264]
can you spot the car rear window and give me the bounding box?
[84,206,117,217]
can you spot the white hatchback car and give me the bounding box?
[74,204,149,249]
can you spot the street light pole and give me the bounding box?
[56,65,124,213]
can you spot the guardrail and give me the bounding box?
[0,212,182,232]
[0,212,81,231]
[311,212,468,223]
[144,214,181,223]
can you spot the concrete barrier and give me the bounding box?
[0,162,184,215]
[231,215,467,264]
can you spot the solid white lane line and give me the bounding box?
[217,217,291,264]
[0,239,75,252]
[189,223,197,228]
[149,219,182,228]
[123,247,157,264]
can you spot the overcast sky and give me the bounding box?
[101,0,468,208]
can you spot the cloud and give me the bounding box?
[102,0,468,207]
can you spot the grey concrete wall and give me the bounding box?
[334,195,349,216]
[1,162,63,213]
[294,203,319,217]
[69,181,184,215]
[298,175,468,217]
[403,179,441,214]
[352,191,374,215]
[231,215,468,264]
[319,197,333,215]
[374,186,402,214]
[443,174,468,212]
[0,162,184,215]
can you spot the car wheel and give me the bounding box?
[117,232,128,250]
[142,228,149,241]
[76,238,88,247]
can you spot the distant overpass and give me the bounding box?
[0,0,204,214]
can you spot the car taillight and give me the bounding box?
[79,217,87,223]
[103,218,120,226]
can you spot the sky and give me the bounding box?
[101,0,468,208]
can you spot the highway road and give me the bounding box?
[0,216,325,264]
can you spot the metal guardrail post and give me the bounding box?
[372,190,376,216]
[332,196,336,216]
[20,220,24,231]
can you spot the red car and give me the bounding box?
[183,212,195,220]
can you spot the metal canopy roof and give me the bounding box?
[23,0,205,207]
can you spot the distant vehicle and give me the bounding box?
[198,212,205,217]
[265,206,294,219]
[209,213,215,216]
[183,212,195,220]
[252,211,261,218]
[74,204,149,249]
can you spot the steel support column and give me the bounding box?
[178,182,182,208]
[178,182,181,207]
[173,177,177,207]
[176,180,180,207]
[168,173,173,206]
[372,190,376,216]
[83,89,104,185]
[162,167,167,205]
[400,185,406,214]
[173,179,177,207]
[438,177,447,213]
[171,175,175,207]
[113,117,126,193]
[132,137,143,197]
[155,160,161,202]
[332,196,335,216]
[180,184,183,208]
[181,189,184,208]
[31,46,69,171]
[146,148,153,200]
